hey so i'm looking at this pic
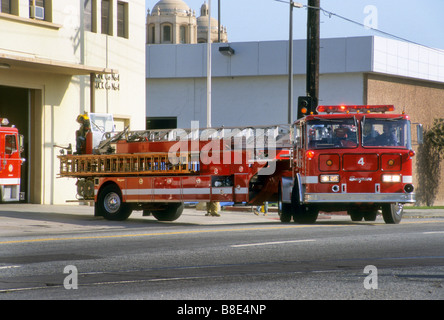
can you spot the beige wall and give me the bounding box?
[365,73,444,205]
[0,0,146,204]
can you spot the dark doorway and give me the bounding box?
[0,85,30,202]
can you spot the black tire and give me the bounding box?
[363,210,378,221]
[96,184,132,221]
[382,203,403,224]
[278,187,292,222]
[291,184,318,224]
[348,210,363,221]
[152,202,184,221]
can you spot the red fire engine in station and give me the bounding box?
[58,107,421,224]
[0,117,24,202]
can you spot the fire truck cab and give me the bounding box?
[0,118,24,202]
[280,105,420,224]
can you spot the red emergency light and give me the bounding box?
[316,105,395,114]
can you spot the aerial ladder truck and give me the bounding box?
[58,106,421,224]
[58,113,292,221]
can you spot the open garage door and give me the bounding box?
[0,85,41,203]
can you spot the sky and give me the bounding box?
[146,0,444,50]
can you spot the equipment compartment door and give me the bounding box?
[181,176,211,202]
[233,173,249,203]
[152,176,182,202]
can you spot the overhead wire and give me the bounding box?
[274,0,443,53]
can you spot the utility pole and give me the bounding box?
[207,0,212,128]
[306,0,320,112]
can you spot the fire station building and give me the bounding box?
[0,0,146,204]
[146,36,444,205]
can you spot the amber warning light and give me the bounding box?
[317,105,395,113]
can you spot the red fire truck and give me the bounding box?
[58,107,420,224]
[280,104,420,224]
[58,113,292,221]
[0,118,24,202]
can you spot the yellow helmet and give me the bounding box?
[76,114,89,123]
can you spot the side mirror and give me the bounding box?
[19,134,25,154]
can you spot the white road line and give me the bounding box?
[0,265,21,270]
[231,239,316,248]
[423,231,444,234]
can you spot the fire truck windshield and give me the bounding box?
[306,117,411,149]
[362,117,411,148]
[307,118,358,149]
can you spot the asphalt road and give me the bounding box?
[0,204,443,303]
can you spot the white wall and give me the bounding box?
[146,36,374,79]
[147,73,365,129]
[146,37,370,128]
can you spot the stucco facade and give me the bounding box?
[0,0,146,204]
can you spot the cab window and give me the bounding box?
[362,118,411,148]
[5,134,17,155]
[306,118,358,149]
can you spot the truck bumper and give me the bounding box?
[303,192,415,204]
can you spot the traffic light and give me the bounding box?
[297,96,313,119]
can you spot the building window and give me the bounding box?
[1,0,11,14]
[162,24,171,43]
[84,0,93,32]
[148,24,155,44]
[29,0,45,20]
[179,25,186,44]
[117,1,128,38]
[1,0,18,15]
[101,0,111,35]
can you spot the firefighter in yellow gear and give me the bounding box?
[205,201,220,217]
[75,113,91,154]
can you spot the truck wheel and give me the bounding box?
[348,210,363,221]
[293,205,319,224]
[97,184,132,221]
[291,185,318,224]
[278,187,292,222]
[152,203,184,221]
[363,210,378,222]
[382,203,403,224]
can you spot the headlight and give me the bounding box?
[382,175,401,183]
[320,175,340,183]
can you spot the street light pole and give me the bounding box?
[288,2,303,124]
[218,0,221,43]
[288,1,294,124]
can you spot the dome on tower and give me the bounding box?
[196,2,218,27]
[197,1,227,43]
[151,0,192,16]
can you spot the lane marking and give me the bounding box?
[0,225,334,245]
[231,239,316,248]
[423,231,444,234]
[0,265,20,270]
[1,219,441,246]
